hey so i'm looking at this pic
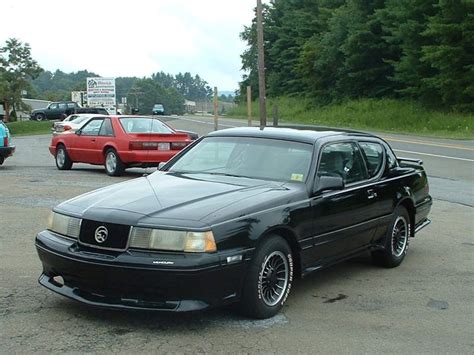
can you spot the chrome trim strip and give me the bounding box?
[415,219,431,233]
[298,214,391,247]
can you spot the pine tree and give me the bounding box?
[421,0,474,111]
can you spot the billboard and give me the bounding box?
[86,77,116,114]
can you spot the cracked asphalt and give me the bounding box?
[0,124,473,353]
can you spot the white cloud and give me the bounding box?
[1,0,257,90]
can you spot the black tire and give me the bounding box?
[55,145,73,170]
[372,206,411,268]
[104,148,125,176]
[35,113,45,121]
[240,235,293,319]
[0,156,4,165]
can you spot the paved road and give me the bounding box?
[0,120,473,353]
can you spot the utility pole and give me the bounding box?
[247,86,252,126]
[213,87,218,131]
[256,0,267,129]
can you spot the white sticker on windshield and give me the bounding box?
[291,174,304,182]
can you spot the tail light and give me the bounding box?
[129,142,188,151]
[3,136,8,147]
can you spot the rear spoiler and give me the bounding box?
[397,157,423,165]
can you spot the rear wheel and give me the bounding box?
[55,145,73,170]
[0,156,4,165]
[35,113,45,121]
[372,206,410,268]
[104,148,125,176]
[240,235,293,319]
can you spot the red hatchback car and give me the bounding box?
[49,116,193,176]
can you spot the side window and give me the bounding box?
[58,103,67,110]
[359,142,384,178]
[81,119,104,136]
[318,142,368,185]
[99,118,114,136]
[49,104,58,110]
[67,103,77,109]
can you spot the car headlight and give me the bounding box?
[47,212,81,239]
[129,228,216,253]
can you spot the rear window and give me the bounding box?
[71,116,91,124]
[119,117,173,134]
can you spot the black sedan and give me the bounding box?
[35,127,432,319]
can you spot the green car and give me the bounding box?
[0,120,15,165]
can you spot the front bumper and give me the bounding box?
[0,145,15,158]
[35,230,251,311]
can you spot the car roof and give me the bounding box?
[207,126,374,144]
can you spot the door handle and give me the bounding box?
[91,139,96,142]
[367,189,378,199]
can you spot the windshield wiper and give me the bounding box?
[205,172,255,179]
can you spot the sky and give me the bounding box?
[1,0,260,91]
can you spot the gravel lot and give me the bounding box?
[0,131,473,353]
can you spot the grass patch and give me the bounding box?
[228,98,474,139]
[6,120,52,136]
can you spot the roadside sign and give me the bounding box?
[86,77,116,114]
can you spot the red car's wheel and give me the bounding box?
[55,145,73,170]
[104,148,125,176]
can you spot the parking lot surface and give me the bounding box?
[0,124,473,353]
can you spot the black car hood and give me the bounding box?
[56,172,300,228]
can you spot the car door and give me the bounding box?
[46,103,60,119]
[93,118,115,164]
[68,118,104,163]
[309,141,378,264]
[358,140,399,244]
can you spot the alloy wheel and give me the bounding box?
[56,148,65,167]
[391,216,408,257]
[259,251,289,307]
[106,152,117,173]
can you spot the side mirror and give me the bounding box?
[158,162,167,170]
[313,175,344,195]
[75,130,81,135]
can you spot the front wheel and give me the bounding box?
[0,156,4,165]
[240,236,293,319]
[55,145,73,170]
[35,113,45,121]
[372,206,410,268]
[104,149,125,176]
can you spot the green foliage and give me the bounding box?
[6,120,51,136]
[30,69,212,113]
[420,0,474,111]
[0,38,42,121]
[239,0,474,112]
[128,78,185,115]
[228,97,473,139]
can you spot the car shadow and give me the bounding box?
[50,253,378,331]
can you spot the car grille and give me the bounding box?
[79,219,131,251]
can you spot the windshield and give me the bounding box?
[154,104,164,109]
[119,117,173,134]
[168,136,313,183]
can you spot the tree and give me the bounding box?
[421,0,474,111]
[128,78,185,115]
[378,0,438,103]
[0,38,42,121]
